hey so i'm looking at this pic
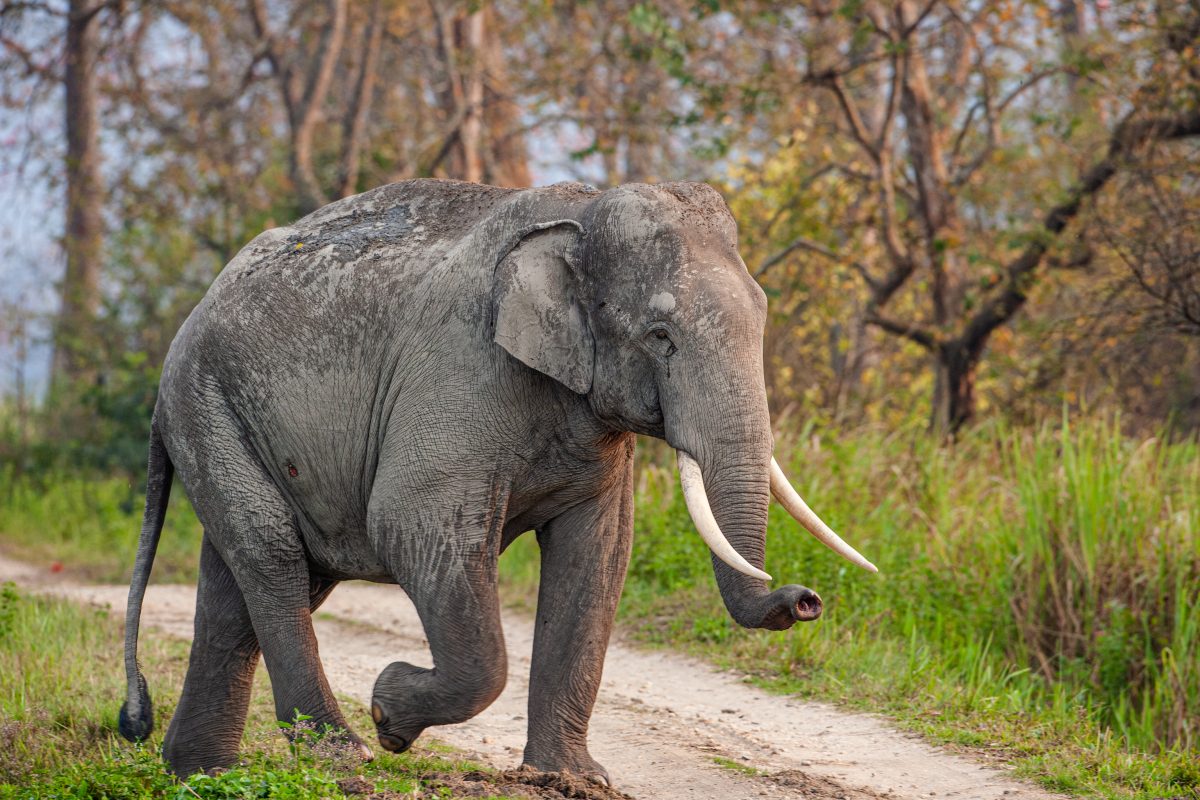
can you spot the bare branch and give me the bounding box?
[0,1,63,17]
[755,235,878,292]
[903,0,941,35]
[808,70,881,164]
[959,109,1200,350]
[0,30,56,78]
[864,311,936,350]
[875,38,902,153]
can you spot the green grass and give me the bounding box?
[711,756,761,776]
[2,416,1198,799]
[0,583,530,799]
[0,470,203,583]
[502,417,1199,800]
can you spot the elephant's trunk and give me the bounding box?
[677,450,771,582]
[683,439,822,630]
[667,376,825,633]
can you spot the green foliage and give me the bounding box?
[0,587,180,784]
[0,584,16,646]
[176,758,342,800]
[63,352,161,477]
[0,468,204,583]
[501,417,1200,799]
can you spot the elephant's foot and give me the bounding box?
[370,661,435,753]
[163,726,241,778]
[522,743,611,786]
[371,659,505,754]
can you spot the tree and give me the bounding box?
[1,0,114,384]
[427,2,530,186]
[1105,149,1200,338]
[55,0,106,382]
[743,1,1200,433]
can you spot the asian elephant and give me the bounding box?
[118,178,876,783]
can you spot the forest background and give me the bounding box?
[0,1,1198,798]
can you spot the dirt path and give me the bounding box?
[1,554,1063,800]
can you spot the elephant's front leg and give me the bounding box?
[523,455,634,784]
[368,483,509,754]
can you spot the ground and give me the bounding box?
[0,552,1064,800]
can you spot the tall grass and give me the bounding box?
[501,416,1200,797]
[0,467,203,582]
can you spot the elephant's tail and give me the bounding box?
[119,423,174,742]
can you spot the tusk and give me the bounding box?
[770,458,878,573]
[677,451,772,582]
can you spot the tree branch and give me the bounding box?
[807,70,881,165]
[959,109,1200,351]
[755,234,878,291]
[864,311,936,350]
[0,30,56,78]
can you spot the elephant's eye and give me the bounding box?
[646,327,677,358]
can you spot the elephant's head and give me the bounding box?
[492,182,876,631]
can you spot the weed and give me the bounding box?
[711,756,760,776]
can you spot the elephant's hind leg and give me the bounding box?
[167,418,368,774]
[163,539,367,776]
[163,536,260,776]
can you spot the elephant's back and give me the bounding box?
[213,179,517,292]
[157,180,524,491]
[177,180,510,361]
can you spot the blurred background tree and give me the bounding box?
[0,0,1198,473]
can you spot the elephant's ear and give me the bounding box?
[491,220,593,395]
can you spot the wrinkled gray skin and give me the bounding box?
[118,179,822,783]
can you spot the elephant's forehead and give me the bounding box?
[591,188,732,250]
[593,199,679,254]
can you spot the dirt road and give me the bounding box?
[1,554,1062,800]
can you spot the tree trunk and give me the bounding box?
[55,0,103,384]
[623,70,657,182]
[1058,0,1088,115]
[480,6,529,188]
[337,0,384,198]
[457,10,484,183]
[931,342,977,436]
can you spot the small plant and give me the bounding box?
[712,756,760,776]
[277,710,318,764]
[0,583,18,639]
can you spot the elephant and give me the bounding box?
[117,178,876,783]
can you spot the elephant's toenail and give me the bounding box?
[378,734,407,752]
[371,703,385,724]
